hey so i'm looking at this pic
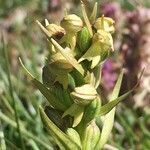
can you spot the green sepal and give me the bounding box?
[62,103,84,127]
[93,65,102,89]
[39,107,81,150]
[94,16,115,33]
[68,74,76,89]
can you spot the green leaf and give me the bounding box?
[98,70,123,148]
[33,78,67,111]
[36,20,52,38]
[0,111,52,149]
[99,90,133,116]
[20,58,66,111]
[50,84,73,108]
[39,107,81,150]
[62,103,84,127]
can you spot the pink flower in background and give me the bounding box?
[101,2,150,107]
[102,59,119,92]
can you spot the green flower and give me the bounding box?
[71,84,97,106]
[94,15,115,33]
[61,14,83,33]
[78,29,114,68]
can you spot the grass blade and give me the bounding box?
[0,111,52,150]
[0,119,6,150]
[2,34,25,150]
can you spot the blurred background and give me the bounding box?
[0,0,150,149]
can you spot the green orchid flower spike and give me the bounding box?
[20,1,139,150]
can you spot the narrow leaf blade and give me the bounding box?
[20,58,66,111]
[99,90,133,116]
[39,107,81,150]
[98,70,123,148]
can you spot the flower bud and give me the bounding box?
[46,23,65,39]
[82,121,101,149]
[66,128,82,148]
[94,16,115,33]
[78,29,114,68]
[77,27,91,53]
[93,29,113,48]
[51,52,73,70]
[71,84,97,106]
[61,14,83,33]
